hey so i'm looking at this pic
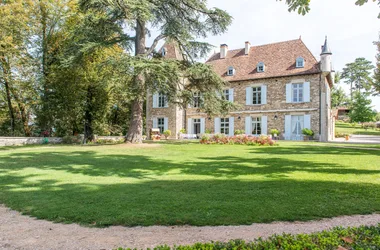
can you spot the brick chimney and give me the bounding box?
[245,41,251,55]
[220,44,228,59]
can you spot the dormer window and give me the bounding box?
[227,66,235,76]
[257,62,265,73]
[161,48,167,57]
[296,57,305,68]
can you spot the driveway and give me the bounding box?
[334,134,380,144]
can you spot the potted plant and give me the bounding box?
[345,134,350,141]
[178,128,186,139]
[302,128,314,141]
[270,129,279,138]
[152,134,161,141]
[163,130,171,139]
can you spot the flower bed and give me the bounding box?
[200,134,276,146]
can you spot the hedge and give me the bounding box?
[117,224,380,250]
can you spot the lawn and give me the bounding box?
[335,122,380,136]
[0,141,379,227]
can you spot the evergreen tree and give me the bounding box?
[341,58,375,100]
[374,35,380,95]
[331,86,350,108]
[349,92,376,122]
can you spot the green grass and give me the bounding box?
[0,141,379,227]
[336,122,380,136]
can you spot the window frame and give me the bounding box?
[257,62,265,73]
[252,86,262,105]
[193,91,202,108]
[251,117,262,135]
[157,117,165,134]
[223,89,230,101]
[227,66,235,76]
[158,92,167,108]
[292,83,304,103]
[296,57,305,68]
[220,118,230,135]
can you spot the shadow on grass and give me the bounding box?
[0,173,379,227]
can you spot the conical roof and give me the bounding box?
[321,36,332,55]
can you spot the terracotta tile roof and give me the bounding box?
[206,39,321,82]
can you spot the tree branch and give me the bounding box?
[145,34,166,55]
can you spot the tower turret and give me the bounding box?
[320,36,332,73]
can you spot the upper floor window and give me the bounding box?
[223,89,230,100]
[296,57,304,68]
[193,92,202,108]
[257,62,265,72]
[161,48,167,57]
[227,66,235,76]
[252,86,262,104]
[292,83,304,103]
[220,118,230,135]
[158,92,167,107]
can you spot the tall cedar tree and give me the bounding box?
[79,0,235,143]
[374,35,380,95]
[341,58,375,100]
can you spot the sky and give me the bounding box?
[156,0,380,109]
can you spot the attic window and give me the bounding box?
[227,66,235,76]
[257,62,265,73]
[162,48,167,57]
[296,57,305,68]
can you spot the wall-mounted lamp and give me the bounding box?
[238,116,241,120]
[274,115,278,120]
[208,117,212,121]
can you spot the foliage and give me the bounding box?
[302,128,314,136]
[270,129,280,136]
[163,130,171,139]
[234,129,244,135]
[119,224,380,250]
[374,35,380,95]
[200,134,276,146]
[331,86,350,108]
[95,138,124,145]
[335,131,350,138]
[361,122,377,129]
[62,135,83,144]
[376,112,380,121]
[205,129,212,134]
[335,121,380,136]
[41,138,49,144]
[341,58,375,100]
[0,142,380,227]
[348,92,377,122]
[179,129,186,134]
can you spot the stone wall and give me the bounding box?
[0,137,62,147]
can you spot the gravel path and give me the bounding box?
[1,206,380,250]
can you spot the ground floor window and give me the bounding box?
[193,118,201,134]
[157,117,165,134]
[251,117,261,135]
[220,118,230,135]
[291,115,304,139]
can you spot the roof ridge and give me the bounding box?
[217,38,301,52]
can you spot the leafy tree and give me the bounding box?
[331,86,350,108]
[78,0,234,143]
[376,111,380,121]
[341,58,375,100]
[349,92,376,122]
[374,35,380,96]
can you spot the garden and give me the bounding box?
[0,141,379,227]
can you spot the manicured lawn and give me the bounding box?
[0,141,379,227]
[336,122,380,136]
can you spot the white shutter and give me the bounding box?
[261,85,267,104]
[261,116,268,135]
[153,93,158,108]
[200,118,205,134]
[229,117,235,136]
[187,118,193,134]
[285,115,292,140]
[164,117,168,131]
[246,87,252,105]
[214,118,221,134]
[304,114,311,129]
[245,116,252,135]
[153,117,158,128]
[229,88,234,102]
[286,84,292,103]
[303,82,310,102]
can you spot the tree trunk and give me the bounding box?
[10,87,31,137]
[84,85,94,142]
[125,19,146,143]
[0,55,15,136]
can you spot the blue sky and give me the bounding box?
[151,0,379,109]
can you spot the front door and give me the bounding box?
[193,119,201,135]
[291,115,304,140]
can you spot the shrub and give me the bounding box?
[62,135,82,144]
[362,122,376,130]
[234,129,244,135]
[302,128,314,136]
[205,129,212,134]
[335,132,349,138]
[179,129,186,134]
[200,134,276,146]
[117,224,380,250]
[270,129,280,136]
[95,138,125,144]
[163,130,171,139]
[41,138,49,144]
